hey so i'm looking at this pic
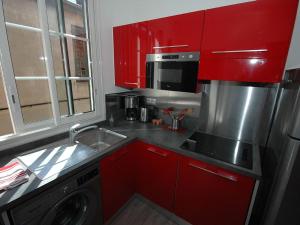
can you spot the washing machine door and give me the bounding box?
[41,189,98,225]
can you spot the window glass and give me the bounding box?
[71,80,92,113]
[15,80,53,123]
[55,80,69,116]
[3,0,40,28]
[63,0,87,38]
[3,0,53,124]
[47,0,94,116]
[66,37,89,77]
[50,36,66,77]
[6,27,47,77]
[0,65,14,136]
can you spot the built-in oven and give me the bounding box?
[146,52,200,93]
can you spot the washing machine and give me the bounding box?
[6,163,102,225]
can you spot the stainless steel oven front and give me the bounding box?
[146,52,200,93]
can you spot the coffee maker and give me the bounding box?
[125,95,139,121]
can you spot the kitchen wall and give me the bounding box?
[97,0,254,94]
[286,4,300,70]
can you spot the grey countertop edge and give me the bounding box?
[0,122,262,211]
[136,136,262,180]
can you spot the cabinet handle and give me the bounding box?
[146,147,168,157]
[124,82,139,86]
[188,163,237,182]
[211,49,268,54]
[153,44,189,49]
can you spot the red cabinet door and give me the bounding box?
[200,0,298,82]
[99,146,135,223]
[148,11,204,53]
[134,141,178,211]
[175,157,255,225]
[127,22,148,88]
[113,23,147,89]
[113,25,129,88]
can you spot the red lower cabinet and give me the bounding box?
[134,141,178,212]
[174,157,255,225]
[100,141,256,225]
[99,146,135,223]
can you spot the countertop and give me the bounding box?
[0,120,261,211]
[102,121,262,179]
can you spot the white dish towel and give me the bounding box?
[0,161,29,191]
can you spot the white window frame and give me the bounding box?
[0,0,105,150]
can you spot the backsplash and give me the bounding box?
[106,81,278,146]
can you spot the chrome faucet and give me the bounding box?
[69,123,98,144]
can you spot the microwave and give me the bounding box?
[146,52,200,93]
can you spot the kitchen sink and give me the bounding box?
[76,128,127,151]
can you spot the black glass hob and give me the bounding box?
[180,132,253,169]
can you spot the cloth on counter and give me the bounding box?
[0,161,29,191]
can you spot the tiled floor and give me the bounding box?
[109,197,188,225]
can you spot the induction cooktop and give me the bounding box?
[180,132,253,169]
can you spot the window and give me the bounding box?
[0,63,13,136]
[0,0,101,140]
[46,0,94,116]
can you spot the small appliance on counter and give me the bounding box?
[139,107,150,122]
[125,95,139,121]
[139,96,157,123]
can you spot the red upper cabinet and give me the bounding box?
[134,141,178,212]
[113,25,129,88]
[113,23,148,89]
[200,0,298,82]
[175,157,255,225]
[128,22,149,88]
[148,11,204,53]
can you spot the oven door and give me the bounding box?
[146,61,198,93]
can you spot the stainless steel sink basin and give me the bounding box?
[76,128,127,151]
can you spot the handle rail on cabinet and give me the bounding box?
[124,82,139,85]
[153,44,189,49]
[211,49,268,54]
[146,147,168,157]
[188,163,237,182]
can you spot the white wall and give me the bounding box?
[96,0,254,94]
[286,5,300,70]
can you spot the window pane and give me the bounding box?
[0,66,14,136]
[66,37,89,77]
[3,0,40,28]
[16,80,53,124]
[63,0,87,37]
[46,0,87,38]
[46,0,60,32]
[3,0,55,126]
[46,0,94,117]
[55,80,69,116]
[50,36,66,77]
[71,80,92,113]
[6,27,47,77]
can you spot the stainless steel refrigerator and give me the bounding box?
[262,68,300,225]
